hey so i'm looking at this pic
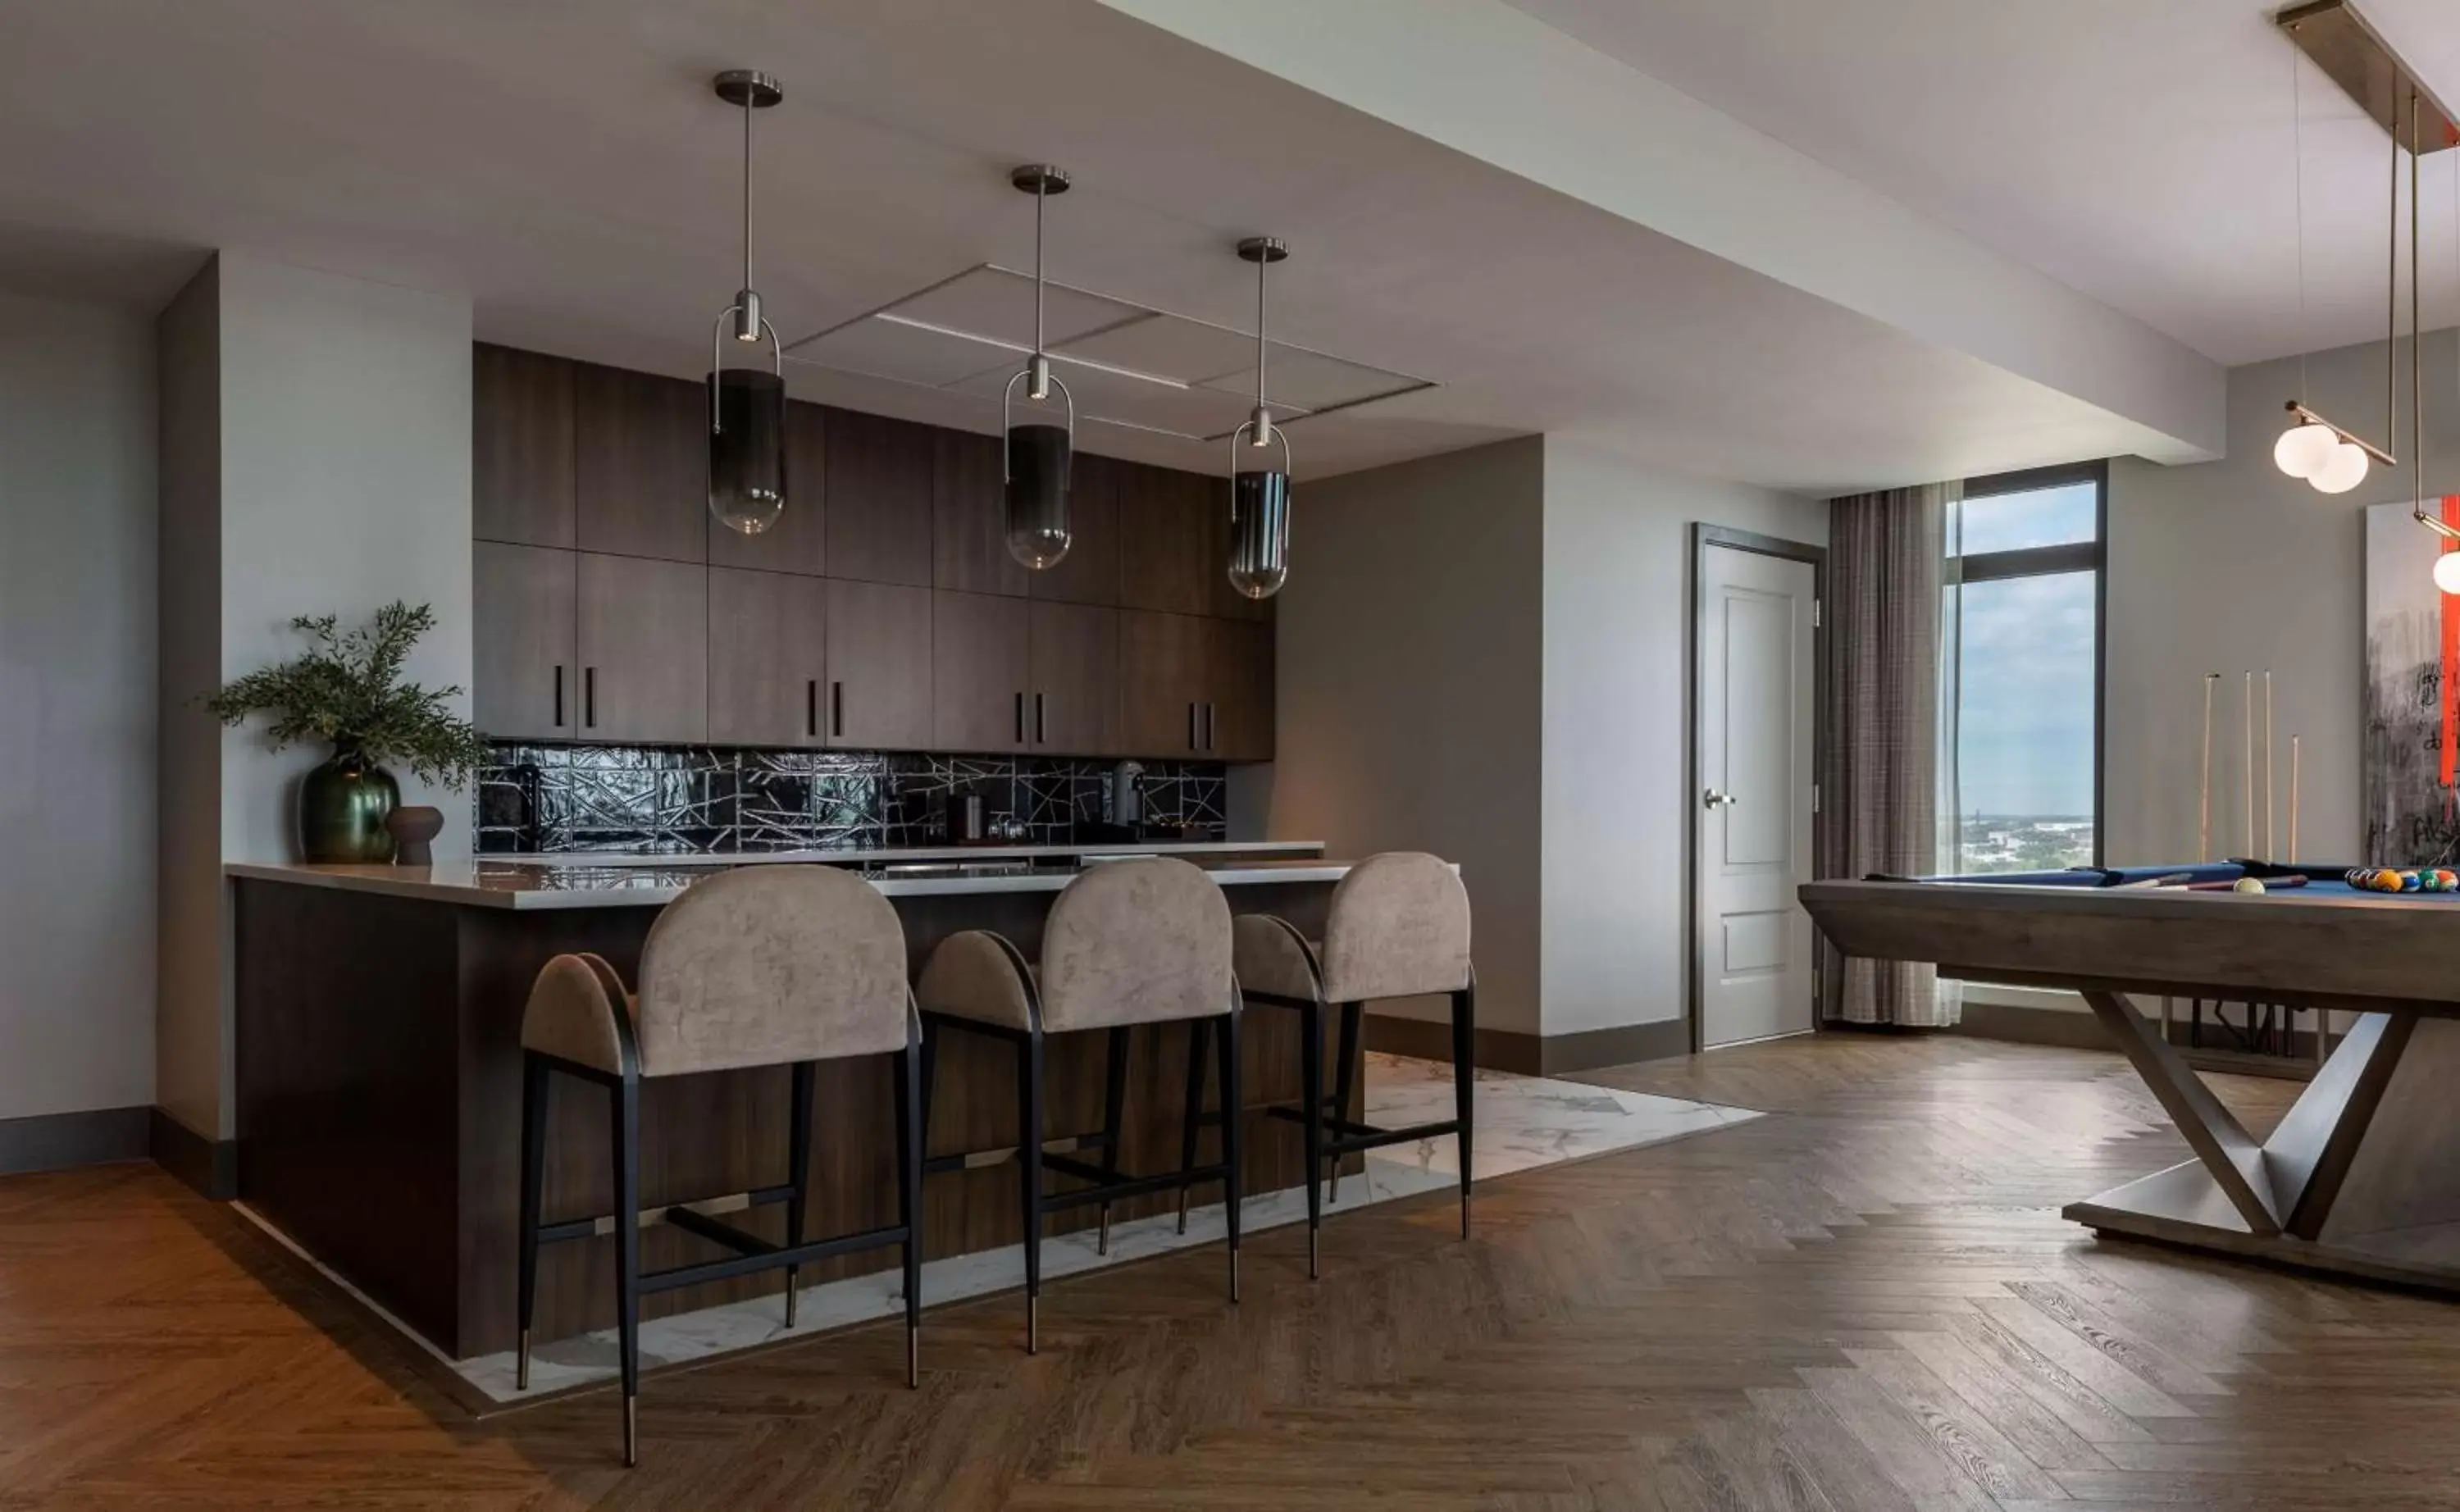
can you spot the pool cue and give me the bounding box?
[2200,673,2216,861]
[2264,670,2275,859]
[2244,671,2255,858]
[2289,734,2301,863]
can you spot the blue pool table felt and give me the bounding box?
[1918,862,2460,899]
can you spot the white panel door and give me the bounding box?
[1697,544,1817,1048]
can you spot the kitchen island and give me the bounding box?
[228,844,1352,1360]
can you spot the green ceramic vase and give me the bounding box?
[299,748,400,863]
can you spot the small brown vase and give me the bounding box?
[385,805,445,867]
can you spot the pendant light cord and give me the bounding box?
[2292,47,2308,403]
[1034,178,1047,358]
[2390,93,2400,457]
[741,94,754,294]
[2413,90,2423,514]
[1254,251,1268,413]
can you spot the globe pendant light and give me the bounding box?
[707,70,787,536]
[1227,236,1292,601]
[1003,165,1075,570]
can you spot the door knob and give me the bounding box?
[1703,789,1738,809]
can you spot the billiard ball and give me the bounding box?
[2232,877,2266,895]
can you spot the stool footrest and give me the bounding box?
[640,1223,912,1296]
[922,1129,1105,1177]
[1327,1118,1462,1156]
[1040,1162,1231,1213]
[535,1181,797,1246]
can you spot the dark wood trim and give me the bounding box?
[1960,458,2109,499]
[1360,1013,1692,1077]
[1688,523,1829,1054]
[0,1105,149,1177]
[151,1106,239,1199]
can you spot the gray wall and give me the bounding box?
[1539,438,1824,1038]
[155,254,473,1141]
[1234,438,1548,1034]
[0,290,157,1123]
[2108,330,2460,869]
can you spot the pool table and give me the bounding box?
[1801,861,2460,1294]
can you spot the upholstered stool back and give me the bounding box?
[630,865,911,1075]
[1040,858,1234,1033]
[1318,852,1471,1005]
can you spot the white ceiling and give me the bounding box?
[1499,0,2460,367]
[0,0,2440,491]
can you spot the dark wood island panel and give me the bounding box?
[234,876,1348,1359]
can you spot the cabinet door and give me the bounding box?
[576,364,706,562]
[576,553,708,743]
[1117,462,1215,616]
[473,345,576,549]
[1032,451,1120,606]
[1030,601,1119,757]
[1118,610,1210,758]
[932,590,1030,753]
[709,568,829,748]
[1205,618,1275,761]
[824,408,933,586]
[708,400,827,576]
[472,542,577,741]
[932,430,1030,597]
[826,581,934,749]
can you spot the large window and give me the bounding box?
[1941,464,2106,873]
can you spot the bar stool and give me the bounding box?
[915,856,1241,1353]
[1229,851,1474,1277]
[513,865,923,1467]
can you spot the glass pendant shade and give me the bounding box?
[708,367,787,535]
[2273,422,2339,479]
[2310,440,2369,495]
[1004,421,1074,568]
[1228,468,1292,600]
[2434,551,2460,597]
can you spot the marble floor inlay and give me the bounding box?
[292,1054,1762,1406]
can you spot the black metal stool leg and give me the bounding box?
[1176,1019,1210,1235]
[783,1059,814,1326]
[1097,1026,1130,1255]
[1219,1009,1243,1303]
[895,1035,922,1387]
[611,1071,642,1467]
[1018,1027,1046,1354]
[1451,979,1475,1241]
[1328,1001,1361,1204]
[1300,998,1323,1278]
[515,1053,549,1391]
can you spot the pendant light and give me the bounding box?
[707,70,787,537]
[1003,165,1075,570]
[1227,236,1292,600]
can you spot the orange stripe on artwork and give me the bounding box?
[2443,495,2460,791]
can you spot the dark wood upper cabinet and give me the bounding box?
[931,430,1029,598]
[576,553,707,744]
[1117,462,1216,617]
[1118,609,1211,758]
[575,364,707,563]
[1033,452,1120,607]
[473,344,576,549]
[932,590,1030,754]
[708,400,827,577]
[708,568,829,749]
[824,408,934,587]
[472,542,576,741]
[1206,617,1276,761]
[826,580,933,750]
[1029,601,1119,757]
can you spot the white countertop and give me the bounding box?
[499,840,1324,868]
[225,854,1355,910]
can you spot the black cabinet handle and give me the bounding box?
[806,679,818,739]
[1187,701,1198,752]
[1035,691,1046,745]
[553,665,564,729]
[1205,701,1216,753]
[831,681,844,739]
[1014,690,1025,745]
[584,667,597,729]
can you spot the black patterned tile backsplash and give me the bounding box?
[476,744,1229,854]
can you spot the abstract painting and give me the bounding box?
[2363,497,2460,863]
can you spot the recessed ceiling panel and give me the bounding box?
[1200,346,1431,413]
[1055,312,1257,385]
[948,360,1268,439]
[784,314,1012,389]
[881,265,1144,350]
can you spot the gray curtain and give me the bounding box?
[1820,482,1960,1027]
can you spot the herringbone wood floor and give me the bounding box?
[7,1035,2460,1509]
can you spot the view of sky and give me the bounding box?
[1948,485,2098,818]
